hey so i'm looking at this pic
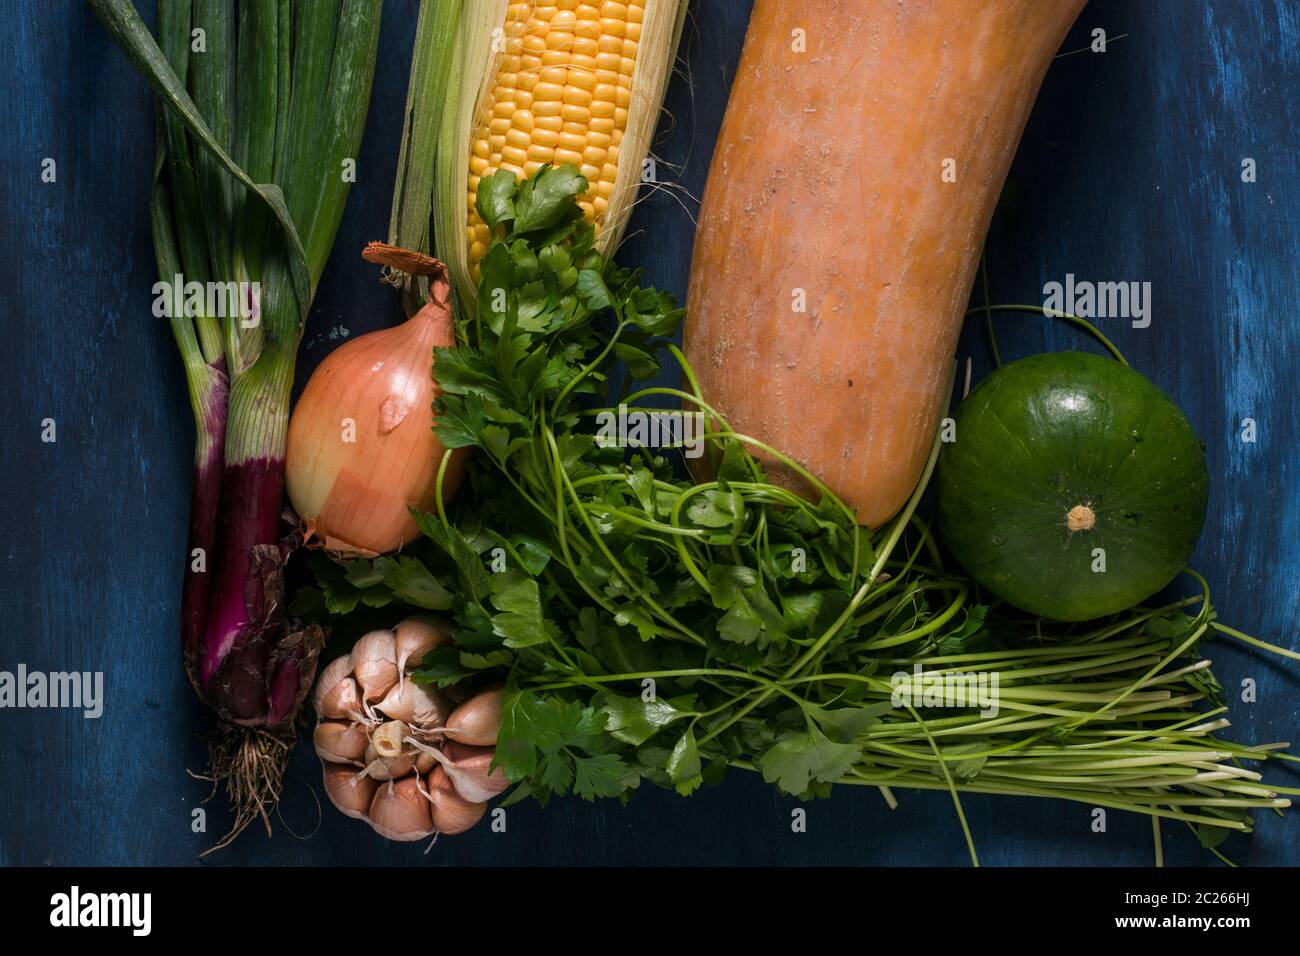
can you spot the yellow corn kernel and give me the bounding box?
[561,103,591,123]
[531,127,559,147]
[563,86,593,107]
[558,131,588,151]
[532,81,565,102]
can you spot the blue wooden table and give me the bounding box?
[1,1,1296,866]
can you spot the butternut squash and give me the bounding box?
[684,0,1087,526]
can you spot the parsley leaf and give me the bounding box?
[667,727,703,796]
[489,569,559,649]
[512,164,588,234]
[375,555,453,610]
[476,168,517,229]
[601,692,694,746]
[572,753,628,799]
[758,725,862,795]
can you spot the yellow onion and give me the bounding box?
[286,246,466,557]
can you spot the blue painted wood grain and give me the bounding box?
[0,1,1295,866]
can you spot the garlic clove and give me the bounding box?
[415,751,437,775]
[440,687,502,746]
[374,676,449,727]
[370,719,410,759]
[442,740,490,762]
[361,742,415,782]
[351,628,399,701]
[428,767,488,835]
[317,675,362,721]
[322,763,379,820]
[435,743,509,803]
[368,777,434,842]
[384,755,415,780]
[312,654,355,718]
[314,720,370,763]
[394,615,454,675]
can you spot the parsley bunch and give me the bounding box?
[294,167,1294,858]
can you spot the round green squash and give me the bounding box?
[936,351,1208,621]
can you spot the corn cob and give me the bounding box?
[436,0,687,302]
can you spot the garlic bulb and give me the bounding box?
[312,615,501,842]
[285,248,467,557]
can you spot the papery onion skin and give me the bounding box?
[285,258,466,556]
